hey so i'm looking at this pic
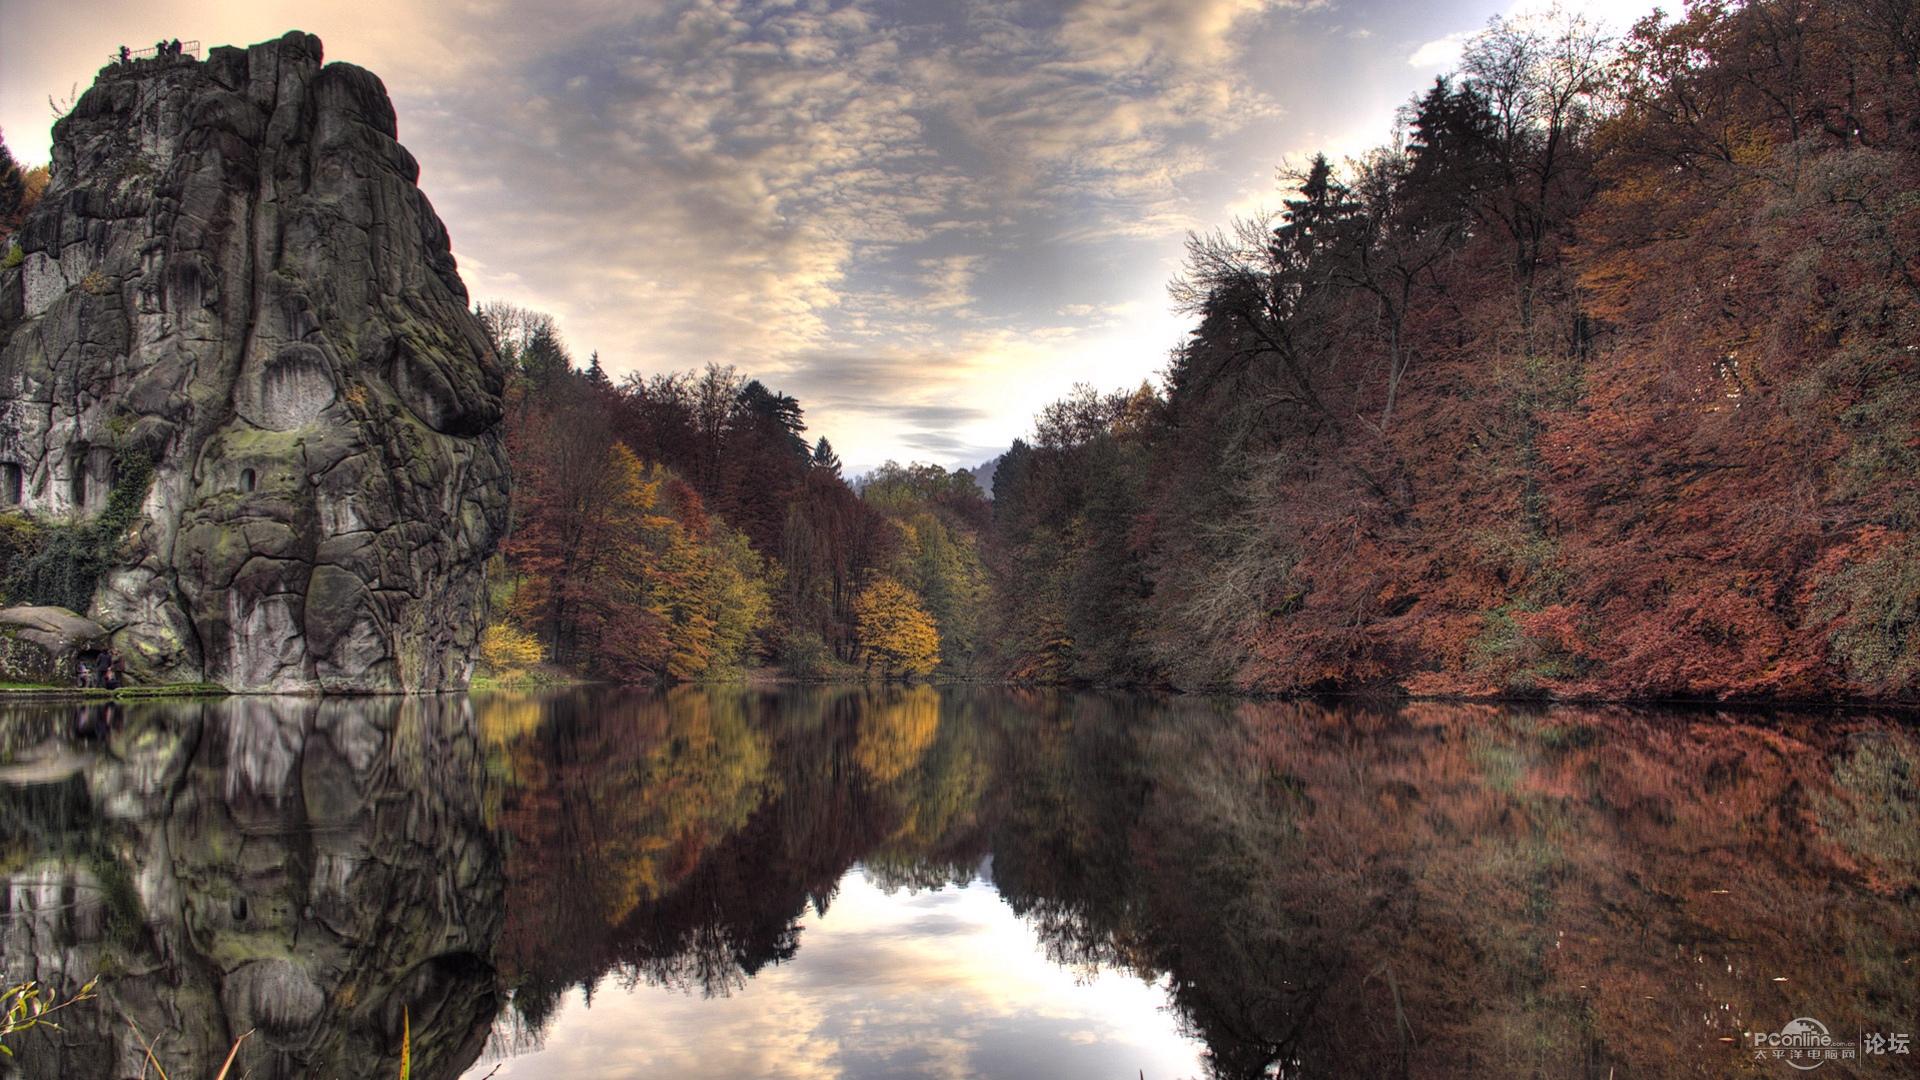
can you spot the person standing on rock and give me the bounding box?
[119,45,131,64]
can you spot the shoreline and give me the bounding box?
[3,677,1916,715]
[0,683,231,702]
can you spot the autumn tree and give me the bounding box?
[854,575,940,679]
[480,622,545,681]
[482,304,881,680]
[861,462,992,675]
[577,447,773,681]
[501,374,623,665]
[476,301,564,379]
[0,136,21,229]
[498,340,777,681]
[1457,9,1612,349]
[988,387,1160,685]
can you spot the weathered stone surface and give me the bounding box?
[222,957,327,1036]
[0,34,508,692]
[0,605,107,684]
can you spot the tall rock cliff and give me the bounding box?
[0,32,509,692]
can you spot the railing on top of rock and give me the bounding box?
[110,40,201,63]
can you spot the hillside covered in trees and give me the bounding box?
[989,0,1920,702]
[482,0,1915,703]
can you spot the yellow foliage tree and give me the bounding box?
[853,575,940,679]
[480,621,545,680]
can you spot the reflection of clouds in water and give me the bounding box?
[469,871,1202,1080]
[876,912,976,939]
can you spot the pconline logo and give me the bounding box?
[1747,1018,1855,1070]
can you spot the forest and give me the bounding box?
[473,0,1919,702]
[473,303,987,685]
[986,0,1920,700]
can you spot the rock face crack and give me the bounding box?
[0,31,509,692]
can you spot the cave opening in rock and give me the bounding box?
[69,446,116,513]
[0,462,20,506]
[240,468,257,493]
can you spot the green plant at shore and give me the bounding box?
[0,513,45,606]
[0,682,229,697]
[0,977,99,1055]
[124,1007,411,1079]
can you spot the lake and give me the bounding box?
[1,688,1914,1078]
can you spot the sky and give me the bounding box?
[1,0,1661,474]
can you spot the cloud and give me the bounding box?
[835,403,993,428]
[774,340,1021,470]
[1408,29,1475,68]
[405,1,1308,440]
[916,254,985,313]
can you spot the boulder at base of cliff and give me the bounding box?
[0,606,107,685]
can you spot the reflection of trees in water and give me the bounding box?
[984,694,1332,1078]
[862,686,994,893]
[854,684,940,781]
[481,687,1920,1080]
[1817,730,1920,887]
[987,699,1920,1079]
[0,697,503,1080]
[486,686,774,1017]
[485,685,995,1034]
[487,686,770,955]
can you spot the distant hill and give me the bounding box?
[965,456,1000,499]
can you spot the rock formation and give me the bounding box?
[0,32,508,692]
[0,606,106,684]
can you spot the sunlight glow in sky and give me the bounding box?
[463,866,1202,1079]
[1,0,1660,473]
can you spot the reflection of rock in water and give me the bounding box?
[0,697,502,1079]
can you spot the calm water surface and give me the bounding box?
[0,688,1914,1078]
